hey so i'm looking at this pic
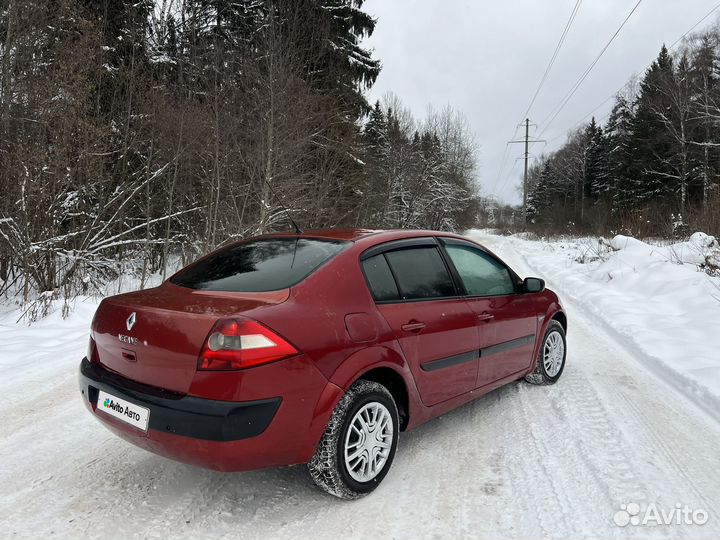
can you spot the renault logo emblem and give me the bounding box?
[126,312,137,332]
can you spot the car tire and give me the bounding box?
[308,379,399,499]
[525,320,566,385]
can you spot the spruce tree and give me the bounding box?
[605,94,635,210]
[584,118,610,201]
[526,160,558,227]
[288,0,380,115]
[364,101,388,150]
[630,45,676,207]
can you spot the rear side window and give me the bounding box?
[170,238,347,292]
[384,247,455,300]
[362,255,400,301]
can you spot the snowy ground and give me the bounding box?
[473,230,720,421]
[1,232,720,539]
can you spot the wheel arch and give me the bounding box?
[356,366,410,430]
[551,310,567,333]
[327,345,420,431]
[527,305,567,376]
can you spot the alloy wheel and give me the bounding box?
[543,331,565,377]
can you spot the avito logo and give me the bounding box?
[614,502,709,527]
[103,398,125,414]
[102,396,142,422]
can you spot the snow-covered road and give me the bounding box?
[1,234,719,539]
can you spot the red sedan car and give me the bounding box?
[79,229,567,498]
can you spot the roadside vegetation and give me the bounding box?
[3,2,720,318]
[0,0,479,314]
[521,32,720,238]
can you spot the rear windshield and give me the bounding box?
[170,238,348,292]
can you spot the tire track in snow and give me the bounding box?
[478,232,720,538]
[556,369,647,506]
[0,371,76,439]
[615,389,719,519]
[513,384,577,536]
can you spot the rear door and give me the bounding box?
[439,238,538,388]
[361,239,480,406]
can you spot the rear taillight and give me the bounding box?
[87,335,100,363]
[198,317,299,371]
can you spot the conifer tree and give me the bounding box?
[584,118,610,201]
[604,94,635,209]
[630,45,676,205]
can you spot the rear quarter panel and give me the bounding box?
[249,244,429,431]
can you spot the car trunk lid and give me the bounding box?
[91,282,289,394]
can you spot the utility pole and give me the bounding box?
[508,119,545,219]
[523,118,530,212]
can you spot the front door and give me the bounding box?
[440,239,537,388]
[465,294,538,386]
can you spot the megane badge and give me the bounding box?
[126,312,137,331]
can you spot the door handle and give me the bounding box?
[401,321,426,333]
[477,312,494,322]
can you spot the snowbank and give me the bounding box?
[608,231,719,266]
[468,230,720,422]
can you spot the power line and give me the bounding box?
[489,143,512,198]
[540,1,720,150]
[547,109,613,146]
[670,1,720,50]
[493,1,583,201]
[497,157,521,199]
[489,124,521,198]
[520,0,583,121]
[544,94,615,145]
[496,151,545,205]
[492,120,546,202]
[507,119,541,213]
[538,0,644,138]
[501,0,720,206]
[495,119,546,205]
[492,2,582,200]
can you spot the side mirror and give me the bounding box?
[523,277,545,293]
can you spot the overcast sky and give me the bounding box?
[362,0,720,205]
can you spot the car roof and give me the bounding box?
[262,228,469,244]
[269,228,382,241]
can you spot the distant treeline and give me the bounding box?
[0,0,479,306]
[527,33,720,237]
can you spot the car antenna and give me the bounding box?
[262,177,303,235]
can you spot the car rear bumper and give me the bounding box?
[79,358,281,441]
[79,357,343,471]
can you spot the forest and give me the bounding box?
[0,0,480,308]
[4,1,720,313]
[526,33,720,237]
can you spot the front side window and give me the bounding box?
[444,243,515,297]
[170,238,347,292]
[384,247,455,300]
